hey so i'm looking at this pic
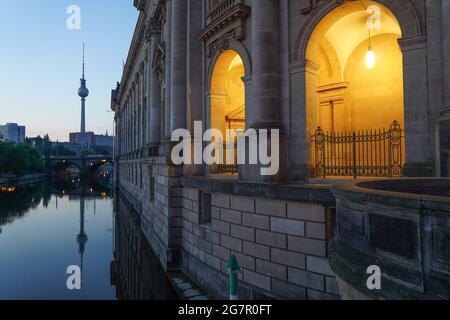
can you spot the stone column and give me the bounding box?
[126,101,129,154]
[146,19,162,150]
[241,0,281,183]
[288,61,319,182]
[186,0,203,176]
[164,0,172,139]
[138,75,142,151]
[249,0,281,130]
[438,0,450,176]
[399,36,432,177]
[442,0,450,114]
[126,107,128,155]
[170,0,188,132]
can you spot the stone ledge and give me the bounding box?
[183,176,335,206]
[332,178,450,213]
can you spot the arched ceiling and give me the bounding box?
[324,10,401,70]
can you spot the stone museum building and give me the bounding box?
[111,0,450,299]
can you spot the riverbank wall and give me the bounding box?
[116,158,341,300]
[0,173,48,187]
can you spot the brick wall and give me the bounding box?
[180,188,340,300]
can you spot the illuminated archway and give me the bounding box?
[306,1,405,176]
[211,50,245,133]
[209,50,245,174]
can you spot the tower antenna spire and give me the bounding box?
[82,42,85,79]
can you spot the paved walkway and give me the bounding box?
[169,272,215,300]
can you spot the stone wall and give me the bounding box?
[331,179,450,300]
[118,159,340,299]
[118,158,184,270]
[180,187,339,300]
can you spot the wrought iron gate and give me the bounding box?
[312,121,404,178]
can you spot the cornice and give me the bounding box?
[117,1,167,110]
[133,0,147,12]
[200,1,250,42]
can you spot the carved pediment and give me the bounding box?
[200,0,250,42]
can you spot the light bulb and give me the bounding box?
[366,47,375,69]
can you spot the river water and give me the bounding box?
[0,177,177,300]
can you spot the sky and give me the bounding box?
[0,0,138,141]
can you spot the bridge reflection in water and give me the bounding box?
[0,175,177,300]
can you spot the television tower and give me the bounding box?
[78,43,89,134]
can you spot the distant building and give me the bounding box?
[69,132,95,147]
[26,137,43,146]
[69,131,114,148]
[94,132,114,147]
[0,123,26,144]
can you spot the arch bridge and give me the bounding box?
[47,155,113,174]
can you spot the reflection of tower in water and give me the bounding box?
[77,196,88,289]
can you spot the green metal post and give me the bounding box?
[227,255,241,300]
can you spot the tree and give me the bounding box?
[0,142,44,176]
[43,134,52,158]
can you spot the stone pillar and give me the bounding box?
[399,36,432,177]
[439,0,450,176]
[124,101,131,155]
[288,61,319,182]
[146,19,162,152]
[240,0,281,183]
[164,0,172,139]
[132,87,136,152]
[249,0,281,130]
[186,0,204,176]
[114,115,120,185]
[170,0,188,132]
[125,101,128,154]
[442,0,450,113]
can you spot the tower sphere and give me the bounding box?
[78,81,89,98]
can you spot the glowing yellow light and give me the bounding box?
[1,187,16,192]
[228,54,244,72]
[366,47,375,69]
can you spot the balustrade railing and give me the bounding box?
[207,0,244,25]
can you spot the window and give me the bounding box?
[135,164,138,185]
[149,165,155,202]
[199,191,212,225]
[140,164,143,189]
